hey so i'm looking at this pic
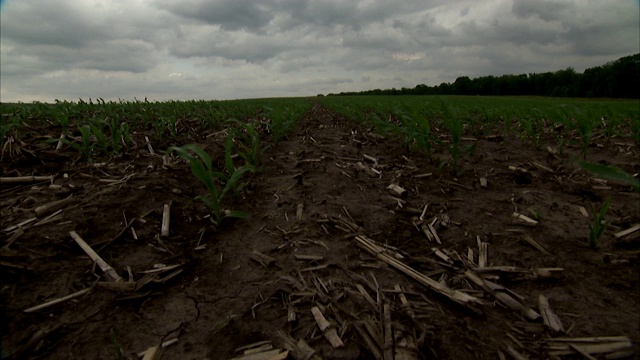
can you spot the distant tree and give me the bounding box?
[334,53,638,98]
[609,54,639,98]
[453,76,473,95]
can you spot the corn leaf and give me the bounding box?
[578,160,640,192]
[224,210,249,219]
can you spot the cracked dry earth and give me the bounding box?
[1,103,639,359]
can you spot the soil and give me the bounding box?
[1,102,639,360]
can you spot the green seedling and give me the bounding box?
[588,196,611,249]
[266,106,297,142]
[631,115,640,143]
[527,208,541,221]
[521,112,544,149]
[237,123,261,168]
[577,118,595,160]
[440,100,463,168]
[48,125,94,161]
[53,110,71,129]
[160,116,179,136]
[555,135,567,155]
[119,122,132,150]
[104,117,130,154]
[223,135,236,177]
[578,161,640,192]
[396,106,433,155]
[90,123,109,155]
[564,106,596,160]
[168,144,254,225]
[219,135,252,196]
[56,119,131,160]
[77,125,93,160]
[0,116,19,151]
[108,328,124,360]
[227,120,262,168]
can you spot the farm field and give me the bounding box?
[0,96,638,359]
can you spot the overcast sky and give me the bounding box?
[1,0,638,102]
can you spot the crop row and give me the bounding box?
[1,97,313,228]
[318,95,639,162]
[0,98,312,162]
[318,95,639,248]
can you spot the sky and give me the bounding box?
[1,0,638,102]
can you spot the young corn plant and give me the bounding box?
[168,144,254,226]
[220,135,254,196]
[77,125,93,160]
[631,115,640,143]
[555,135,567,155]
[588,196,611,249]
[237,124,262,167]
[227,120,262,168]
[522,110,545,149]
[0,116,20,160]
[266,106,296,142]
[52,109,71,129]
[48,125,94,162]
[160,116,179,137]
[395,106,433,155]
[568,108,596,160]
[108,329,124,360]
[440,100,463,168]
[90,122,110,156]
[105,117,130,154]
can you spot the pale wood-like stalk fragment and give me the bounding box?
[387,184,407,198]
[24,287,92,313]
[296,203,304,220]
[512,212,538,225]
[354,235,482,312]
[311,306,344,348]
[465,270,539,321]
[0,175,53,184]
[70,230,122,282]
[141,346,163,360]
[34,196,74,218]
[538,294,564,334]
[161,203,171,237]
[614,223,640,238]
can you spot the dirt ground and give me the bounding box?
[1,102,638,359]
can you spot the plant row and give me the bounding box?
[0,98,311,162]
[318,95,639,164]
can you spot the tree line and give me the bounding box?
[326,53,639,99]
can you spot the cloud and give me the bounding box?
[0,1,107,48]
[0,0,638,102]
[154,0,275,32]
[512,0,571,21]
[169,27,291,63]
